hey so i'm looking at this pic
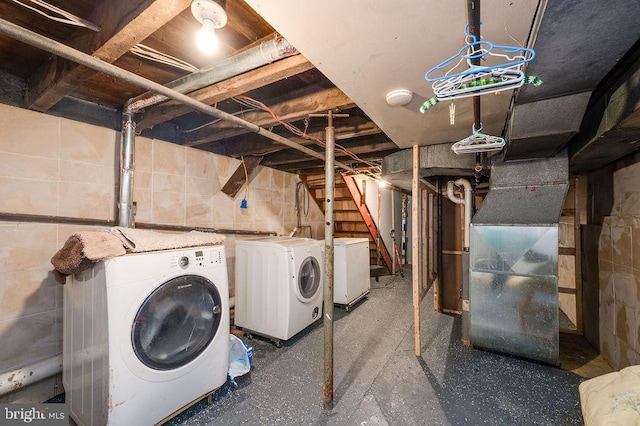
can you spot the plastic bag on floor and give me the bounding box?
[228,334,253,385]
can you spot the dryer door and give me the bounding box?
[295,256,321,302]
[132,275,223,370]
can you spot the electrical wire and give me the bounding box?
[241,156,249,201]
[233,95,381,175]
[182,106,260,133]
[130,44,199,73]
[10,0,100,31]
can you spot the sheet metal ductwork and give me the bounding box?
[381,143,476,191]
[469,151,568,365]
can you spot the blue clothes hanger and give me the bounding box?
[425,24,535,83]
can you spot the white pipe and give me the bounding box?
[0,355,62,397]
[446,179,472,249]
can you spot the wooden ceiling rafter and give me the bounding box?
[26,0,191,111]
[183,86,355,146]
[138,53,315,129]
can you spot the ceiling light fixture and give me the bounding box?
[191,0,227,55]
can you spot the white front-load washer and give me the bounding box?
[63,245,229,425]
[235,237,323,345]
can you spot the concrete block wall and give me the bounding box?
[0,103,323,402]
[595,152,640,369]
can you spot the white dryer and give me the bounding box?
[235,237,323,346]
[63,245,229,426]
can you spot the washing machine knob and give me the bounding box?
[178,256,189,268]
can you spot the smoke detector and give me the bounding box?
[385,89,413,107]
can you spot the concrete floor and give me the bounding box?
[169,273,585,425]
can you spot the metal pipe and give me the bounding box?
[0,18,359,174]
[446,179,472,249]
[127,35,297,112]
[455,178,473,250]
[0,355,62,397]
[447,177,472,344]
[323,111,335,410]
[118,109,136,228]
[466,0,483,182]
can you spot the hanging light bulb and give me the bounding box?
[191,0,227,55]
[196,18,218,54]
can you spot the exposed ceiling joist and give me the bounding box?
[189,114,384,158]
[262,139,397,166]
[26,0,190,111]
[183,86,355,147]
[138,53,314,129]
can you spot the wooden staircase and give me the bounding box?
[306,174,393,274]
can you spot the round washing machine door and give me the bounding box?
[132,275,223,370]
[295,256,321,303]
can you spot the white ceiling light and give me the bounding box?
[191,0,227,55]
[385,89,413,107]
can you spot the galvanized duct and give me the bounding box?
[469,151,569,365]
[381,143,476,191]
[127,35,298,113]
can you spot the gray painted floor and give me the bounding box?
[170,273,585,425]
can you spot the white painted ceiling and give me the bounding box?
[244,0,539,149]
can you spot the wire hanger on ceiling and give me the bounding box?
[451,123,505,155]
[423,24,539,102]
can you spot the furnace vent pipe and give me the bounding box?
[118,110,136,227]
[127,35,297,113]
[446,178,472,249]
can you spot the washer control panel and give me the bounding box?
[173,246,225,269]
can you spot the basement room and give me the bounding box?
[1,0,640,425]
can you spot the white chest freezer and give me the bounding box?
[334,238,370,309]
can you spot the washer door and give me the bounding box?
[132,275,222,370]
[295,256,321,302]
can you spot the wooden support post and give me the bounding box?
[574,175,584,334]
[412,145,421,356]
[322,111,335,410]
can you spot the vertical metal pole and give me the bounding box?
[412,145,421,356]
[323,111,335,410]
[118,109,136,228]
[467,0,483,182]
[437,177,444,311]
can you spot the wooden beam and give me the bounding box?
[183,86,355,147]
[138,54,315,129]
[412,145,421,356]
[220,156,263,199]
[26,0,191,111]
[199,124,388,159]
[270,149,397,172]
[262,142,398,166]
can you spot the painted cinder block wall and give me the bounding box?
[588,151,640,370]
[0,103,323,402]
